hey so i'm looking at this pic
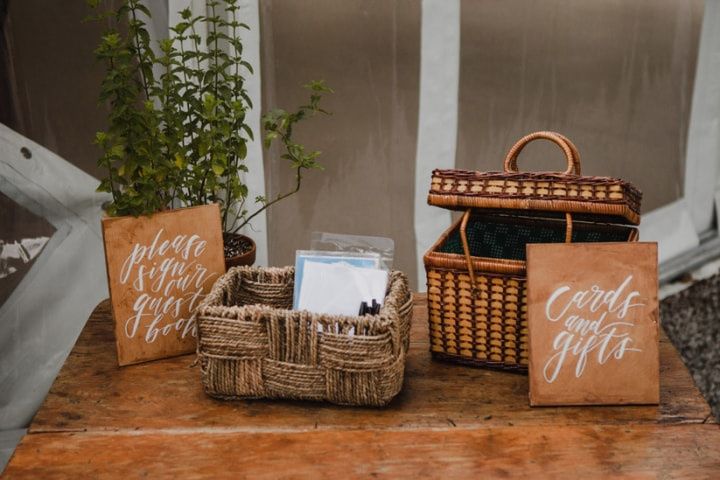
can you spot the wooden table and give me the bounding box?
[3,295,719,478]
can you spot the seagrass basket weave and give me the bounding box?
[194,266,413,407]
[423,131,642,371]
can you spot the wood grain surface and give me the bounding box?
[5,425,720,479]
[28,297,711,433]
[4,295,717,478]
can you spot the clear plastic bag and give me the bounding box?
[310,231,395,271]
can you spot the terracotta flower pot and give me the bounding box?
[223,232,256,268]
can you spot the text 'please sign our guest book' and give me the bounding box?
[526,242,659,406]
[102,204,226,366]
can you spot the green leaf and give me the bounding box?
[263,131,278,149]
[237,141,247,159]
[135,4,152,19]
[174,153,186,169]
[304,79,334,94]
[109,144,124,158]
[211,161,225,175]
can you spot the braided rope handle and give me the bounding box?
[503,131,582,175]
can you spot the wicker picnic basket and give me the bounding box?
[194,266,413,406]
[423,131,642,371]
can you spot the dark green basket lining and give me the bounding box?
[438,213,635,261]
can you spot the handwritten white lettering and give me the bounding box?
[120,229,216,343]
[542,275,644,383]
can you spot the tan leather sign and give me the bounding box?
[101,204,226,366]
[527,242,659,406]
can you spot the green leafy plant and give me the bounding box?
[88,0,332,234]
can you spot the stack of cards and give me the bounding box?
[294,251,388,316]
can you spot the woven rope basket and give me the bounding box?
[194,266,413,407]
[423,131,642,372]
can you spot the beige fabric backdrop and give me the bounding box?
[456,0,703,211]
[1,1,119,179]
[260,0,702,289]
[260,0,421,283]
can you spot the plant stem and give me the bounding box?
[105,60,120,203]
[234,165,304,233]
[198,3,220,205]
[188,19,205,205]
[176,34,199,205]
[128,1,151,101]
[223,5,241,230]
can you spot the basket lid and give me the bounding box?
[428,131,642,225]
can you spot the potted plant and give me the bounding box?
[88,0,331,364]
[89,0,331,267]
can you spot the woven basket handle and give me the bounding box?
[503,131,582,175]
[459,210,478,293]
[459,210,574,295]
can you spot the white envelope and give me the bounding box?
[297,260,388,317]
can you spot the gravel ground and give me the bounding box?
[661,274,720,420]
